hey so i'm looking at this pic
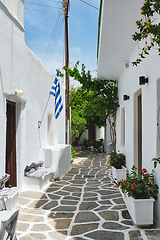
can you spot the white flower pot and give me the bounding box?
[126,195,155,225]
[111,166,127,182]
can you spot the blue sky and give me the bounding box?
[24,0,100,84]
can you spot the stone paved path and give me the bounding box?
[16,151,160,240]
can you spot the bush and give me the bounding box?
[93,139,104,152]
[82,138,90,149]
[71,145,79,159]
[109,151,126,169]
[118,165,158,200]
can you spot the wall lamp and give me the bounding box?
[15,89,23,96]
[139,76,148,85]
[115,103,120,108]
[123,95,130,101]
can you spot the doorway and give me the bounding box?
[88,126,96,143]
[137,93,142,175]
[5,101,17,187]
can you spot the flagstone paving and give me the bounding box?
[17,151,160,240]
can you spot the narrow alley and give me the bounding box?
[16,151,160,240]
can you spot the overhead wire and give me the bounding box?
[24,0,65,68]
[45,0,60,2]
[80,0,99,10]
[25,1,59,8]
[41,14,64,67]
[25,8,59,14]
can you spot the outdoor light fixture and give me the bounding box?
[139,76,148,85]
[123,95,130,101]
[15,89,23,96]
[115,103,120,108]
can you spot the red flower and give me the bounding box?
[134,166,136,168]
[114,160,117,162]
[141,168,147,173]
[123,180,127,184]
[110,154,112,156]
[124,160,126,162]
[118,150,120,152]
[130,183,137,190]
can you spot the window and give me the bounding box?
[121,107,125,146]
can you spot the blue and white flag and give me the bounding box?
[49,72,63,119]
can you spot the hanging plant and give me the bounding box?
[132,0,160,66]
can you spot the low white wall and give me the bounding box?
[22,145,71,191]
[40,144,71,178]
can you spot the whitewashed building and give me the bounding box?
[0,0,71,191]
[97,0,160,226]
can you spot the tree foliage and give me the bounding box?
[63,62,119,149]
[132,0,160,66]
[70,86,108,145]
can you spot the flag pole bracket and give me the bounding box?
[38,121,42,129]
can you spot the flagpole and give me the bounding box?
[38,94,51,129]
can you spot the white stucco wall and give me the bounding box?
[116,44,160,226]
[98,0,160,227]
[96,126,104,140]
[0,1,69,191]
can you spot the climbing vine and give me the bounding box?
[132,0,160,66]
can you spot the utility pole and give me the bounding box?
[64,0,70,144]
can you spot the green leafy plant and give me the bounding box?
[93,138,104,152]
[132,0,160,66]
[82,138,90,149]
[63,61,119,150]
[152,157,160,168]
[109,151,126,169]
[71,144,79,159]
[69,85,110,146]
[118,165,158,199]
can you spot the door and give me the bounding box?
[5,101,17,187]
[137,93,142,175]
[89,126,96,143]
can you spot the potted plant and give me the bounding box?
[118,165,158,225]
[109,151,127,182]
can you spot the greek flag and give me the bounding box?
[49,72,63,119]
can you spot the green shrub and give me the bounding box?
[109,151,126,169]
